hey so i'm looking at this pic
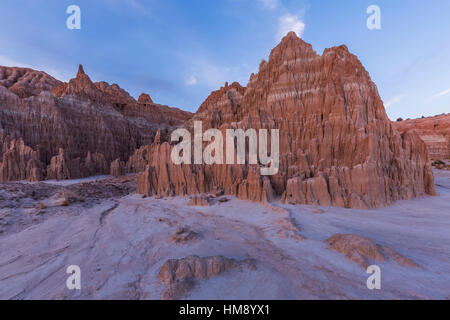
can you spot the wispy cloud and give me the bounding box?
[432,88,450,99]
[0,55,32,68]
[384,95,403,108]
[186,75,197,86]
[184,57,255,89]
[0,54,70,81]
[277,14,305,39]
[257,0,279,10]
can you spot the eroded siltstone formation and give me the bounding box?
[0,65,191,182]
[393,114,450,160]
[136,32,436,209]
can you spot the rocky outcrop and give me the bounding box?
[138,93,153,104]
[393,114,450,160]
[110,158,126,177]
[186,81,246,129]
[46,149,108,180]
[188,195,211,206]
[0,65,192,182]
[170,227,201,243]
[135,140,276,203]
[325,234,420,269]
[0,66,62,98]
[158,255,256,299]
[137,32,436,208]
[0,136,44,182]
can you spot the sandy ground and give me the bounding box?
[0,171,449,300]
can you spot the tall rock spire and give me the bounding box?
[77,64,85,77]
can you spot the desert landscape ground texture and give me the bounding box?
[0,170,449,299]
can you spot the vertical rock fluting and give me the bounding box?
[137,32,436,208]
[393,114,450,160]
[0,136,44,182]
[0,65,192,182]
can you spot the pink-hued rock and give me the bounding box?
[0,65,192,182]
[188,195,210,206]
[135,139,276,203]
[158,255,256,299]
[325,234,420,269]
[0,66,62,98]
[0,136,44,182]
[393,114,450,160]
[138,93,153,104]
[136,32,436,208]
[110,158,126,177]
[46,149,108,180]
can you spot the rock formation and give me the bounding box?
[138,93,153,104]
[137,32,436,208]
[188,195,211,206]
[110,158,126,177]
[0,66,62,98]
[158,255,256,299]
[393,114,450,160]
[325,234,420,269]
[0,135,44,182]
[0,65,192,182]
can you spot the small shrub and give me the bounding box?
[432,160,447,170]
[61,200,69,207]
[39,203,47,210]
[396,117,403,122]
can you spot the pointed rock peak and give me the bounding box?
[269,32,317,63]
[284,31,299,39]
[279,31,309,47]
[74,63,93,84]
[138,93,153,104]
[77,64,85,77]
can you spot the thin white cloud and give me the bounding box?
[185,57,255,89]
[0,55,32,68]
[432,88,450,99]
[384,95,403,108]
[186,75,197,86]
[0,54,70,81]
[257,0,279,10]
[277,14,305,39]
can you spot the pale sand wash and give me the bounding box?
[0,171,449,300]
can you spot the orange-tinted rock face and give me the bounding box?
[0,65,192,182]
[0,66,62,98]
[137,32,436,208]
[138,93,153,104]
[393,114,450,160]
[0,135,44,182]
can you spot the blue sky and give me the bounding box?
[0,0,449,120]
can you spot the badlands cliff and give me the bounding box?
[136,32,436,209]
[0,33,438,209]
[0,65,191,182]
[393,114,450,160]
